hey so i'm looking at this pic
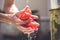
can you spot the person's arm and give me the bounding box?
[4,0,14,6]
[4,0,19,14]
[0,13,14,24]
[0,13,18,25]
[0,0,21,25]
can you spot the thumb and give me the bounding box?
[31,15,39,19]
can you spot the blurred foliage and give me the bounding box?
[50,9,60,40]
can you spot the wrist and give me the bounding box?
[4,4,19,14]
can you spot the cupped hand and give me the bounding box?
[4,14,39,34]
[3,4,39,34]
[0,13,36,34]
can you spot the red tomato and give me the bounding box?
[27,22,39,30]
[18,5,32,21]
[21,24,28,28]
[17,5,40,31]
[18,12,31,21]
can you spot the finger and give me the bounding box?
[26,27,34,31]
[25,28,34,34]
[16,26,34,34]
[31,15,39,19]
[16,26,30,32]
[22,27,32,32]
[13,16,26,25]
[23,29,34,34]
[21,27,34,34]
[24,31,34,34]
[35,28,38,31]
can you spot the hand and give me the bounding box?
[3,0,38,34]
[3,4,39,34]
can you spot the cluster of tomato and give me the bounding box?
[17,5,39,31]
